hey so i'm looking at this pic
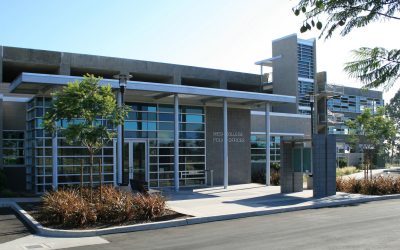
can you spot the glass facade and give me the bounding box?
[27,97,206,192]
[124,103,206,188]
[327,95,384,135]
[2,131,25,165]
[297,44,314,79]
[250,134,281,164]
[297,43,314,115]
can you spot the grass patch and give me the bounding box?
[336,166,360,176]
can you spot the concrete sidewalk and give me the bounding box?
[165,183,392,217]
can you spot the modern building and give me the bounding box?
[0,43,310,193]
[0,33,380,195]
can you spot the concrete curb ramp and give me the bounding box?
[2,194,400,237]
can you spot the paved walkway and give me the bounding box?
[165,183,374,217]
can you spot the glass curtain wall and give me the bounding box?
[125,103,206,188]
[28,98,206,192]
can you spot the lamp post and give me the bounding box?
[309,94,315,175]
[114,73,131,185]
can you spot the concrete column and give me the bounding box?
[265,103,271,186]
[117,91,123,184]
[52,129,58,190]
[280,141,304,193]
[174,94,180,191]
[59,52,71,75]
[313,134,336,198]
[223,98,228,189]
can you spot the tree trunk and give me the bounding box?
[90,153,94,202]
[99,158,102,200]
[80,159,83,197]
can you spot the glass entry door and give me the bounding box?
[123,140,148,184]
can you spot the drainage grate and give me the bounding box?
[23,244,47,249]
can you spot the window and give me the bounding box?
[3,131,25,165]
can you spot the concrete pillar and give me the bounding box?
[117,91,123,184]
[59,52,71,75]
[265,103,271,186]
[52,129,58,190]
[174,94,180,191]
[223,98,228,189]
[313,134,336,198]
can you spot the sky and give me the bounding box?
[0,0,398,102]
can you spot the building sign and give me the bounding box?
[212,131,245,143]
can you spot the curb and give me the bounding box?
[3,193,400,237]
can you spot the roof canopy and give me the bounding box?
[10,73,296,107]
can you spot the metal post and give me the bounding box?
[223,98,228,189]
[310,95,314,174]
[174,94,180,192]
[117,91,123,185]
[52,128,58,191]
[265,103,271,186]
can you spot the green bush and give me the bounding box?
[337,158,348,168]
[336,176,400,195]
[251,167,280,186]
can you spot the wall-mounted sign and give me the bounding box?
[212,131,245,143]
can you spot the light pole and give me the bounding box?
[309,94,315,176]
[114,73,131,186]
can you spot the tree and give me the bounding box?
[386,89,400,161]
[44,74,130,196]
[293,0,400,90]
[346,107,396,179]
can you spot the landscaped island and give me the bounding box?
[21,186,186,229]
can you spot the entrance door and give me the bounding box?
[123,140,148,185]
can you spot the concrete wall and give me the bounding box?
[2,101,26,130]
[206,107,251,185]
[251,112,311,138]
[0,46,260,91]
[272,34,298,113]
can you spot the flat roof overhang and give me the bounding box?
[10,73,296,107]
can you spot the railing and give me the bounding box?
[179,169,214,187]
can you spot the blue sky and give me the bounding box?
[1,0,398,101]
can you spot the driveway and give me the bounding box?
[68,199,400,250]
[0,207,33,244]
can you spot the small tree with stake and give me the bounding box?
[346,107,396,179]
[44,74,130,200]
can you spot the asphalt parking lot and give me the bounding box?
[0,207,33,244]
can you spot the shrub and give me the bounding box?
[132,193,166,221]
[95,186,135,223]
[336,166,359,176]
[271,172,280,185]
[0,169,7,192]
[337,158,348,168]
[336,176,400,195]
[40,189,97,227]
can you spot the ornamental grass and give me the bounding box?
[39,186,167,227]
[336,176,400,195]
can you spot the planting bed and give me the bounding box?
[19,202,188,230]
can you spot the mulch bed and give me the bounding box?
[18,202,189,230]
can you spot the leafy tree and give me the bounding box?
[386,89,400,161]
[346,107,396,179]
[293,0,400,90]
[44,74,130,194]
